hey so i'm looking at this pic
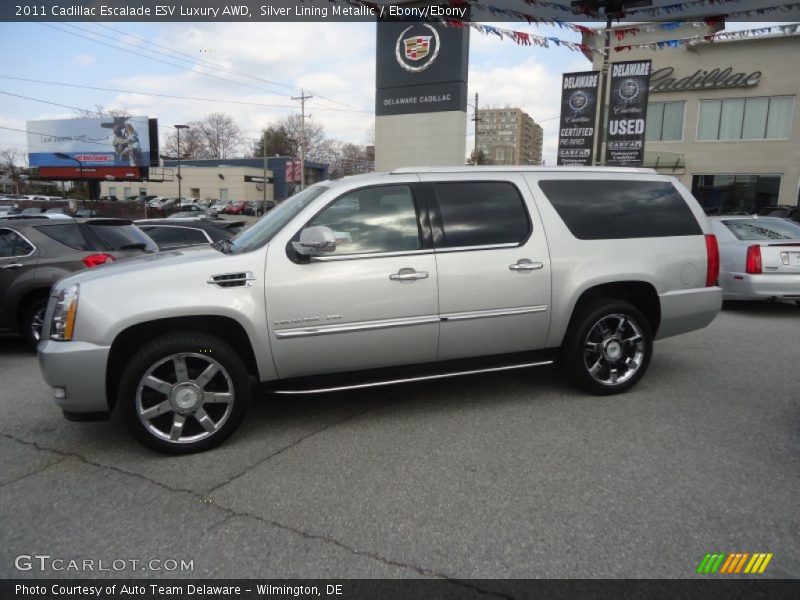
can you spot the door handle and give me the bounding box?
[509,260,544,272]
[1,263,23,270]
[389,268,429,282]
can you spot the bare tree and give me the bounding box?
[72,104,132,118]
[0,146,23,172]
[194,113,243,159]
[164,127,206,160]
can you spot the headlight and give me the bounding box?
[50,284,79,341]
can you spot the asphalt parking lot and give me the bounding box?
[0,302,798,580]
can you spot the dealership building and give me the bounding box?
[583,24,799,211]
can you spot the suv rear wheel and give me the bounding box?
[562,299,653,395]
[118,332,250,454]
[22,298,49,351]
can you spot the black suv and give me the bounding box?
[758,205,800,224]
[0,218,158,348]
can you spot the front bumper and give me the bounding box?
[719,272,800,301]
[37,339,111,414]
[657,287,722,340]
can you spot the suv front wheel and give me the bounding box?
[562,299,653,395]
[118,332,250,454]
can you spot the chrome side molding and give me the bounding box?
[270,360,554,395]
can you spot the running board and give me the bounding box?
[270,360,554,395]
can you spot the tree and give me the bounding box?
[0,147,26,194]
[251,124,296,158]
[469,148,488,165]
[72,104,132,118]
[252,115,326,161]
[164,113,244,160]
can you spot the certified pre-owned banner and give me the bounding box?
[605,60,652,167]
[557,71,600,166]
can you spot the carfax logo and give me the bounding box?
[696,552,773,574]
[395,24,440,73]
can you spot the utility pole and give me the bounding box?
[471,92,482,165]
[292,88,313,190]
[262,129,268,214]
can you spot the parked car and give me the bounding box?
[20,207,44,216]
[172,205,210,217]
[221,201,247,215]
[45,207,72,216]
[708,215,800,303]
[37,167,722,453]
[208,200,231,215]
[758,205,800,224]
[1,217,158,348]
[99,195,119,202]
[179,198,198,207]
[244,201,273,216]
[74,209,106,218]
[134,219,235,250]
[0,205,19,218]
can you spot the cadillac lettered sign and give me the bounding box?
[605,60,652,167]
[557,71,600,166]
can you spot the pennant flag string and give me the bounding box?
[613,22,800,51]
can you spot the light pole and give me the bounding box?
[262,129,268,215]
[54,152,84,205]
[173,124,190,199]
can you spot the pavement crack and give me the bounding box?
[205,402,389,495]
[0,455,67,490]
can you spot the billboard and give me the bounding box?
[27,116,152,169]
[605,60,652,167]
[557,71,600,166]
[375,20,469,116]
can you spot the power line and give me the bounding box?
[0,75,371,114]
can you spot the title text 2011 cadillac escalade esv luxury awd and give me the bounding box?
[38,167,722,453]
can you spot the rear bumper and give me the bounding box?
[719,272,800,301]
[657,287,722,340]
[37,339,110,413]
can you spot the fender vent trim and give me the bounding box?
[207,271,255,288]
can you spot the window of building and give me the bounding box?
[697,96,794,140]
[108,187,117,198]
[432,181,530,248]
[646,101,685,141]
[691,174,781,214]
[308,185,420,255]
[538,180,701,240]
[219,188,229,201]
[123,187,131,198]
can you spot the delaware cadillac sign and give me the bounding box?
[605,60,652,167]
[557,71,600,166]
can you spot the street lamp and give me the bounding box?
[54,152,85,204]
[173,124,190,200]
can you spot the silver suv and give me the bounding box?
[38,167,722,453]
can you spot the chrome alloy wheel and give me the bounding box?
[582,313,645,386]
[30,306,46,342]
[135,353,235,444]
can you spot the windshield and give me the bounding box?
[723,218,800,241]
[225,185,329,254]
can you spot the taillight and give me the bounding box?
[82,253,116,268]
[745,245,762,274]
[704,234,719,287]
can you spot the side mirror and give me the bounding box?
[293,225,336,257]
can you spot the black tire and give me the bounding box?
[561,298,653,395]
[118,332,250,454]
[22,297,49,351]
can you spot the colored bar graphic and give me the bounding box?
[697,552,773,575]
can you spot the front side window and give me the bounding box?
[308,185,420,255]
[432,181,529,248]
[0,228,34,257]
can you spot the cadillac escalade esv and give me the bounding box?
[38,167,722,453]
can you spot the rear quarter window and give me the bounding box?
[86,223,158,252]
[35,223,94,251]
[538,179,702,240]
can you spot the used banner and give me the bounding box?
[605,60,652,166]
[557,71,600,166]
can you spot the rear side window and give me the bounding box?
[35,223,94,251]
[0,228,34,257]
[140,226,207,249]
[86,223,158,252]
[538,180,702,240]
[432,182,529,248]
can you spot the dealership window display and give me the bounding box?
[691,174,781,214]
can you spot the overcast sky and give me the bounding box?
[0,19,780,166]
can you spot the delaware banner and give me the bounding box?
[557,71,600,166]
[605,60,652,167]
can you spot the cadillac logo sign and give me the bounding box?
[618,78,641,102]
[568,91,589,112]
[396,24,440,73]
